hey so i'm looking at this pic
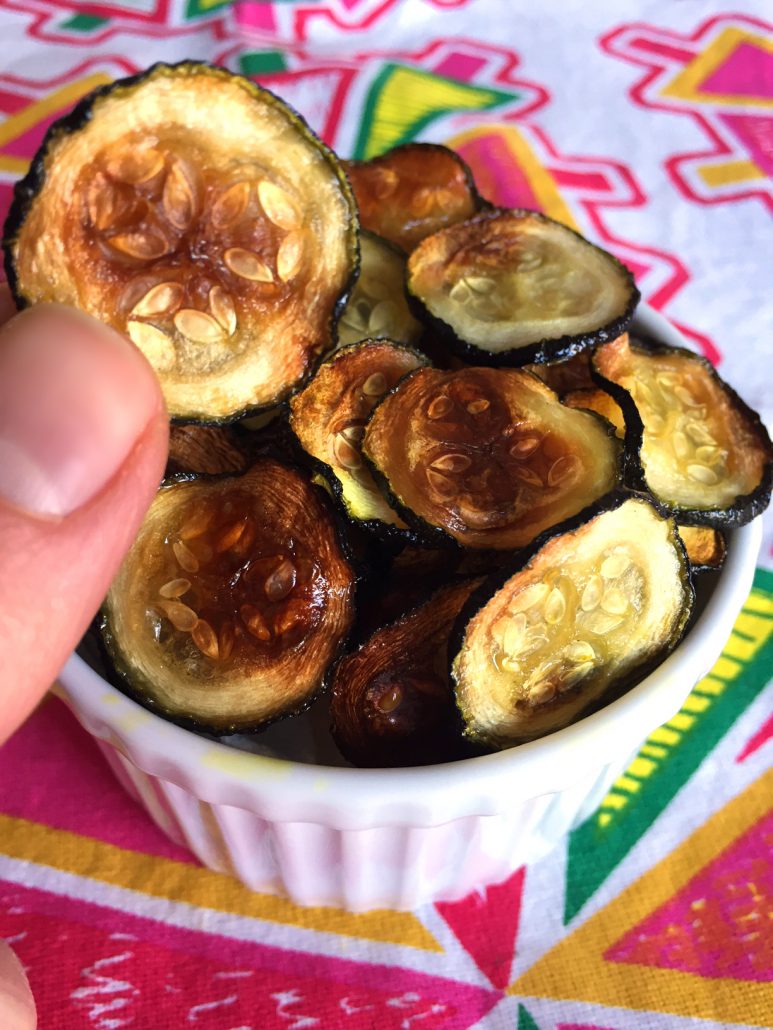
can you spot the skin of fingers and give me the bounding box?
[0,284,169,1029]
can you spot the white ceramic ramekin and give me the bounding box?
[58,305,762,911]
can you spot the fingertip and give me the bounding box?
[0,942,36,1030]
[0,303,166,519]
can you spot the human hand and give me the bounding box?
[0,287,168,1027]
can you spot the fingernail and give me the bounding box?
[0,304,164,518]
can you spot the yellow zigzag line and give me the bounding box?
[595,586,772,828]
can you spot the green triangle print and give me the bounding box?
[517,1004,542,1030]
[564,567,773,924]
[353,64,517,160]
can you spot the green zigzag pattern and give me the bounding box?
[564,567,773,923]
[353,64,516,159]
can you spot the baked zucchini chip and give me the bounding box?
[4,62,358,422]
[345,143,481,252]
[677,525,727,573]
[526,349,595,396]
[363,366,622,550]
[337,231,423,347]
[331,578,481,767]
[451,496,693,748]
[102,460,356,733]
[406,209,639,366]
[167,424,252,477]
[592,334,773,526]
[289,340,428,534]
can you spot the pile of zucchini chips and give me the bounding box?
[5,63,771,766]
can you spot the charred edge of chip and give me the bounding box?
[2,59,362,426]
[98,459,363,736]
[404,207,640,369]
[591,332,773,529]
[447,490,695,744]
[287,339,435,543]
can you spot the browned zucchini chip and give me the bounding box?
[331,578,482,766]
[677,525,726,572]
[406,209,639,366]
[451,496,693,748]
[363,366,622,550]
[289,340,428,532]
[592,334,773,526]
[345,143,481,252]
[526,349,595,396]
[564,386,625,435]
[101,459,356,733]
[337,231,423,347]
[4,62,358,423]
[167,424,251,476]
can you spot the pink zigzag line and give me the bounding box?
[311,35,550,111]
[5,0,235,46]
[523,125,693,310]
[6,0,174,26]
[0,53,137,91]
[224,34,551,124]
[294,0,400,43]
[600,15,773,213]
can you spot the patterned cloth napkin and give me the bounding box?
[0,2,771,1027]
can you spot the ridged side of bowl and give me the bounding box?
[75,730,634,910]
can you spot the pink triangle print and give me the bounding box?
[606,812,773,982]
[436,867,525,989]
[1,881,499,1030]
[700,41,773,102]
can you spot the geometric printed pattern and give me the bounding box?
[0,4,771,1027]
[602,14,773,212]
[565,570,773,922]
[512,771,773,1026]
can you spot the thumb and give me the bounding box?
[0,301,168,743]
[0,942,35,1030]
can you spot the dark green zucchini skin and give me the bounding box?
[287,341,432,548]
[2,60,361,427]
[447,490,695,743]
[591,335,773,529]
[99,460,361,737]
[361,366,626,553]
[405,208,640,368]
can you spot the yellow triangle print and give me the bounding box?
[510,769,773,1025]
[354,64,515,159]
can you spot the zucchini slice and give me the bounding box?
[345,143,481,253]
[3,62,358,423]
[592,334,773,526]
[406,209,639,366]
[563,385,728,570]
[331,578,482,766]
[102,459,356,733]
[363,366,623,550]
[525,349,595,396]
[167,424,251,476]
[564,385,626,435]
[289,340,428,533]
[677,524,727,573]
[337,231,423,347]
[451,496,693,748]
